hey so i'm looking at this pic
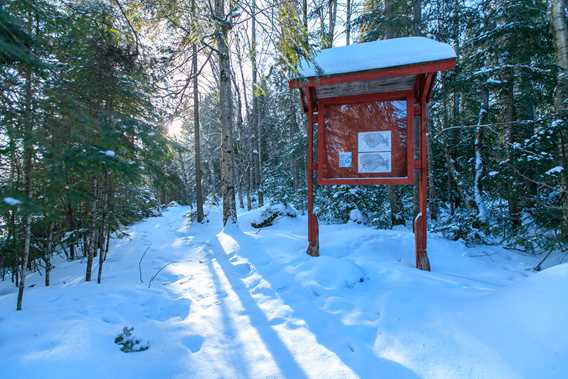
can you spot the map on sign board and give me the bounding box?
[339,151,352,168]
[358,131,392,173]
[358,152,391,173]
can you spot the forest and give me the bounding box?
[0,0,566,314]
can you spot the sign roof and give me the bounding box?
[295,37,456,80]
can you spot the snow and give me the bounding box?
[348,209,367,224]
[101,150,116,157]
[3,197,22,206]
[546,166,564,175]
[296,37,456,79]
[1,204,567,379]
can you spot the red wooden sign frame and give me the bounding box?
[290,56,456,272]
[317,91,415,186]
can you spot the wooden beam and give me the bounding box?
[289,58,456,89]
[315,75,415,99]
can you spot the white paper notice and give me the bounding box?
[358,131,392,173]
[358,131,391,152]
[339,152,352,168]
[358,152,391,173]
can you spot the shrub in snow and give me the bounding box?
[114,327,149,353]
[432,208,486,244]
[251,204,297,229]
[317,185,393,228]
[348,209,368,224]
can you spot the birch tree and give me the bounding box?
[215,0,237,225]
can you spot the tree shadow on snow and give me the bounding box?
[209,228,423,379]
[205,248,310,379]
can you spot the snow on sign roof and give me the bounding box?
[296,37,456,80]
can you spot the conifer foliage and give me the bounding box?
[0,0,185,309]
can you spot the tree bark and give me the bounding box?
[384,0,395,38]
[85,176,97,282]
[413,0,422,35]
[252,0,264,207]
[501,68,520,232]
[473,89,489,224]
[193,0,204,223]
[383,0,404,226]
[45,223,54,287]
[346,0,352,45]
[16,4,34,311]
[215,0,237,225]
[551,0,568,239]
[302,0,308,28]
[97,172,111,284]
[327,0,337,48]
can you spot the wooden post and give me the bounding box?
[416,81,431,271]
[306,92,319,257]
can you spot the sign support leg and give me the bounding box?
[416,100,431,271]
[306,109,319,257]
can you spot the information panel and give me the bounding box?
[357,131,392,173]
[319,98,410,183]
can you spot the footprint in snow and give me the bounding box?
[232,262,253,275]
[101,312,121,324]
[182,335,204,353]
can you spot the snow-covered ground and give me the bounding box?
[1,204,567,379]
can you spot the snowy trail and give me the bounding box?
[1,205,567,379]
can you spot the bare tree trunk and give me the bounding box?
[383,0,405,226]
[207,147,217,201]
[193,0,204,223]
[234,38,254,210]
[427,111,438,221]
[302,0,308,28]
[230,60,246,210]
[388,187,405,226]
[97,172,111,284]
[346,0,352,45]
[552,0,568,239]
[384,0,395,38]
[327,0,337,48]
[247,166,253,210]
[16,7,33,310]
[215,0,237,225]
[474,89,489,224]
[413,0,422,35]
[85,177,97,282]
[501,69,520,232]
[45,223,54,287]
[252,0,264,207]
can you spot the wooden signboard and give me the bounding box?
[289,37,457,271]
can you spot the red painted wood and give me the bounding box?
[318,177,414,186]
[289,59,456,89]
[317,90,414,105]
[305,90,318,256]
[421,73,434,103]
[290,51,454,264]
[316,93,415,185]
[416,98,431,271]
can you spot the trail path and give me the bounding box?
[1,205,566,379]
